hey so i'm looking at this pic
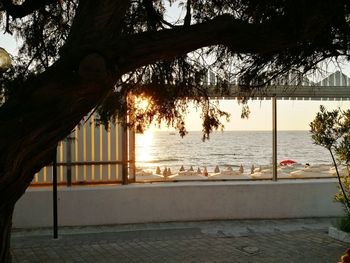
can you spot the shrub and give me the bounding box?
[310,106,350,215]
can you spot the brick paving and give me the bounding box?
[11,218,349,263]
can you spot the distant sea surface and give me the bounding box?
[135,131,331,172]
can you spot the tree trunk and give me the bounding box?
[0,53,114,262]
[0,2,133,260]
[0,206,14,263]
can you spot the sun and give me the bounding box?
[134,96,151,111]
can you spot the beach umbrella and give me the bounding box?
[280,160,296,166]
[250,165,255,174]
[214,165,220,173]
[203,167,208,176]
[239,164,244,173]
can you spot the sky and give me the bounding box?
[174,99,350,131]
[1,10,350,132]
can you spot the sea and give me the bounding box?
[135,130,332,173]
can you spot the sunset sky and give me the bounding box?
[177,99,350,131]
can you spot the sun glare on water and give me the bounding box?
[136,130,154,165]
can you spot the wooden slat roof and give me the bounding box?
[206,71,350,100]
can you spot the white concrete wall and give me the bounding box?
[13,179,344,228]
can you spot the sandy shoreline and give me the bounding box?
[135,163,348,182]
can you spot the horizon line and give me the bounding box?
[150,129,311,132]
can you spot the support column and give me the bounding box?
[128,95,136,182]
[117,97,129,185]
[121,124,128,185]
[128,127,136,183]
[66,136,72,186]
[52,146,58,239]
[272,96,278,181]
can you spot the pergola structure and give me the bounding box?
[31,70,350,239]
[124,71,350,183]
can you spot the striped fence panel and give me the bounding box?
[32,114,123,185]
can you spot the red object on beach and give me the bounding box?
[280,159,296,166]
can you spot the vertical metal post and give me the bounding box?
[128,95,136,183]
[128,128,136,182]
[272,96,278,181]
[122,96,129,185]
[122,124,128,184]
[66,136,72,186]
[53,146,58,239]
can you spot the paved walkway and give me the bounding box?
[11,218,349,263]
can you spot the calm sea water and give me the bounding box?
[135,131,331,172]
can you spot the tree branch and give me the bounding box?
[142,0,176,29]
[184,0,191,27]
[62,0,131,55]
[1,0,55,18]
[115,15,299,73]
